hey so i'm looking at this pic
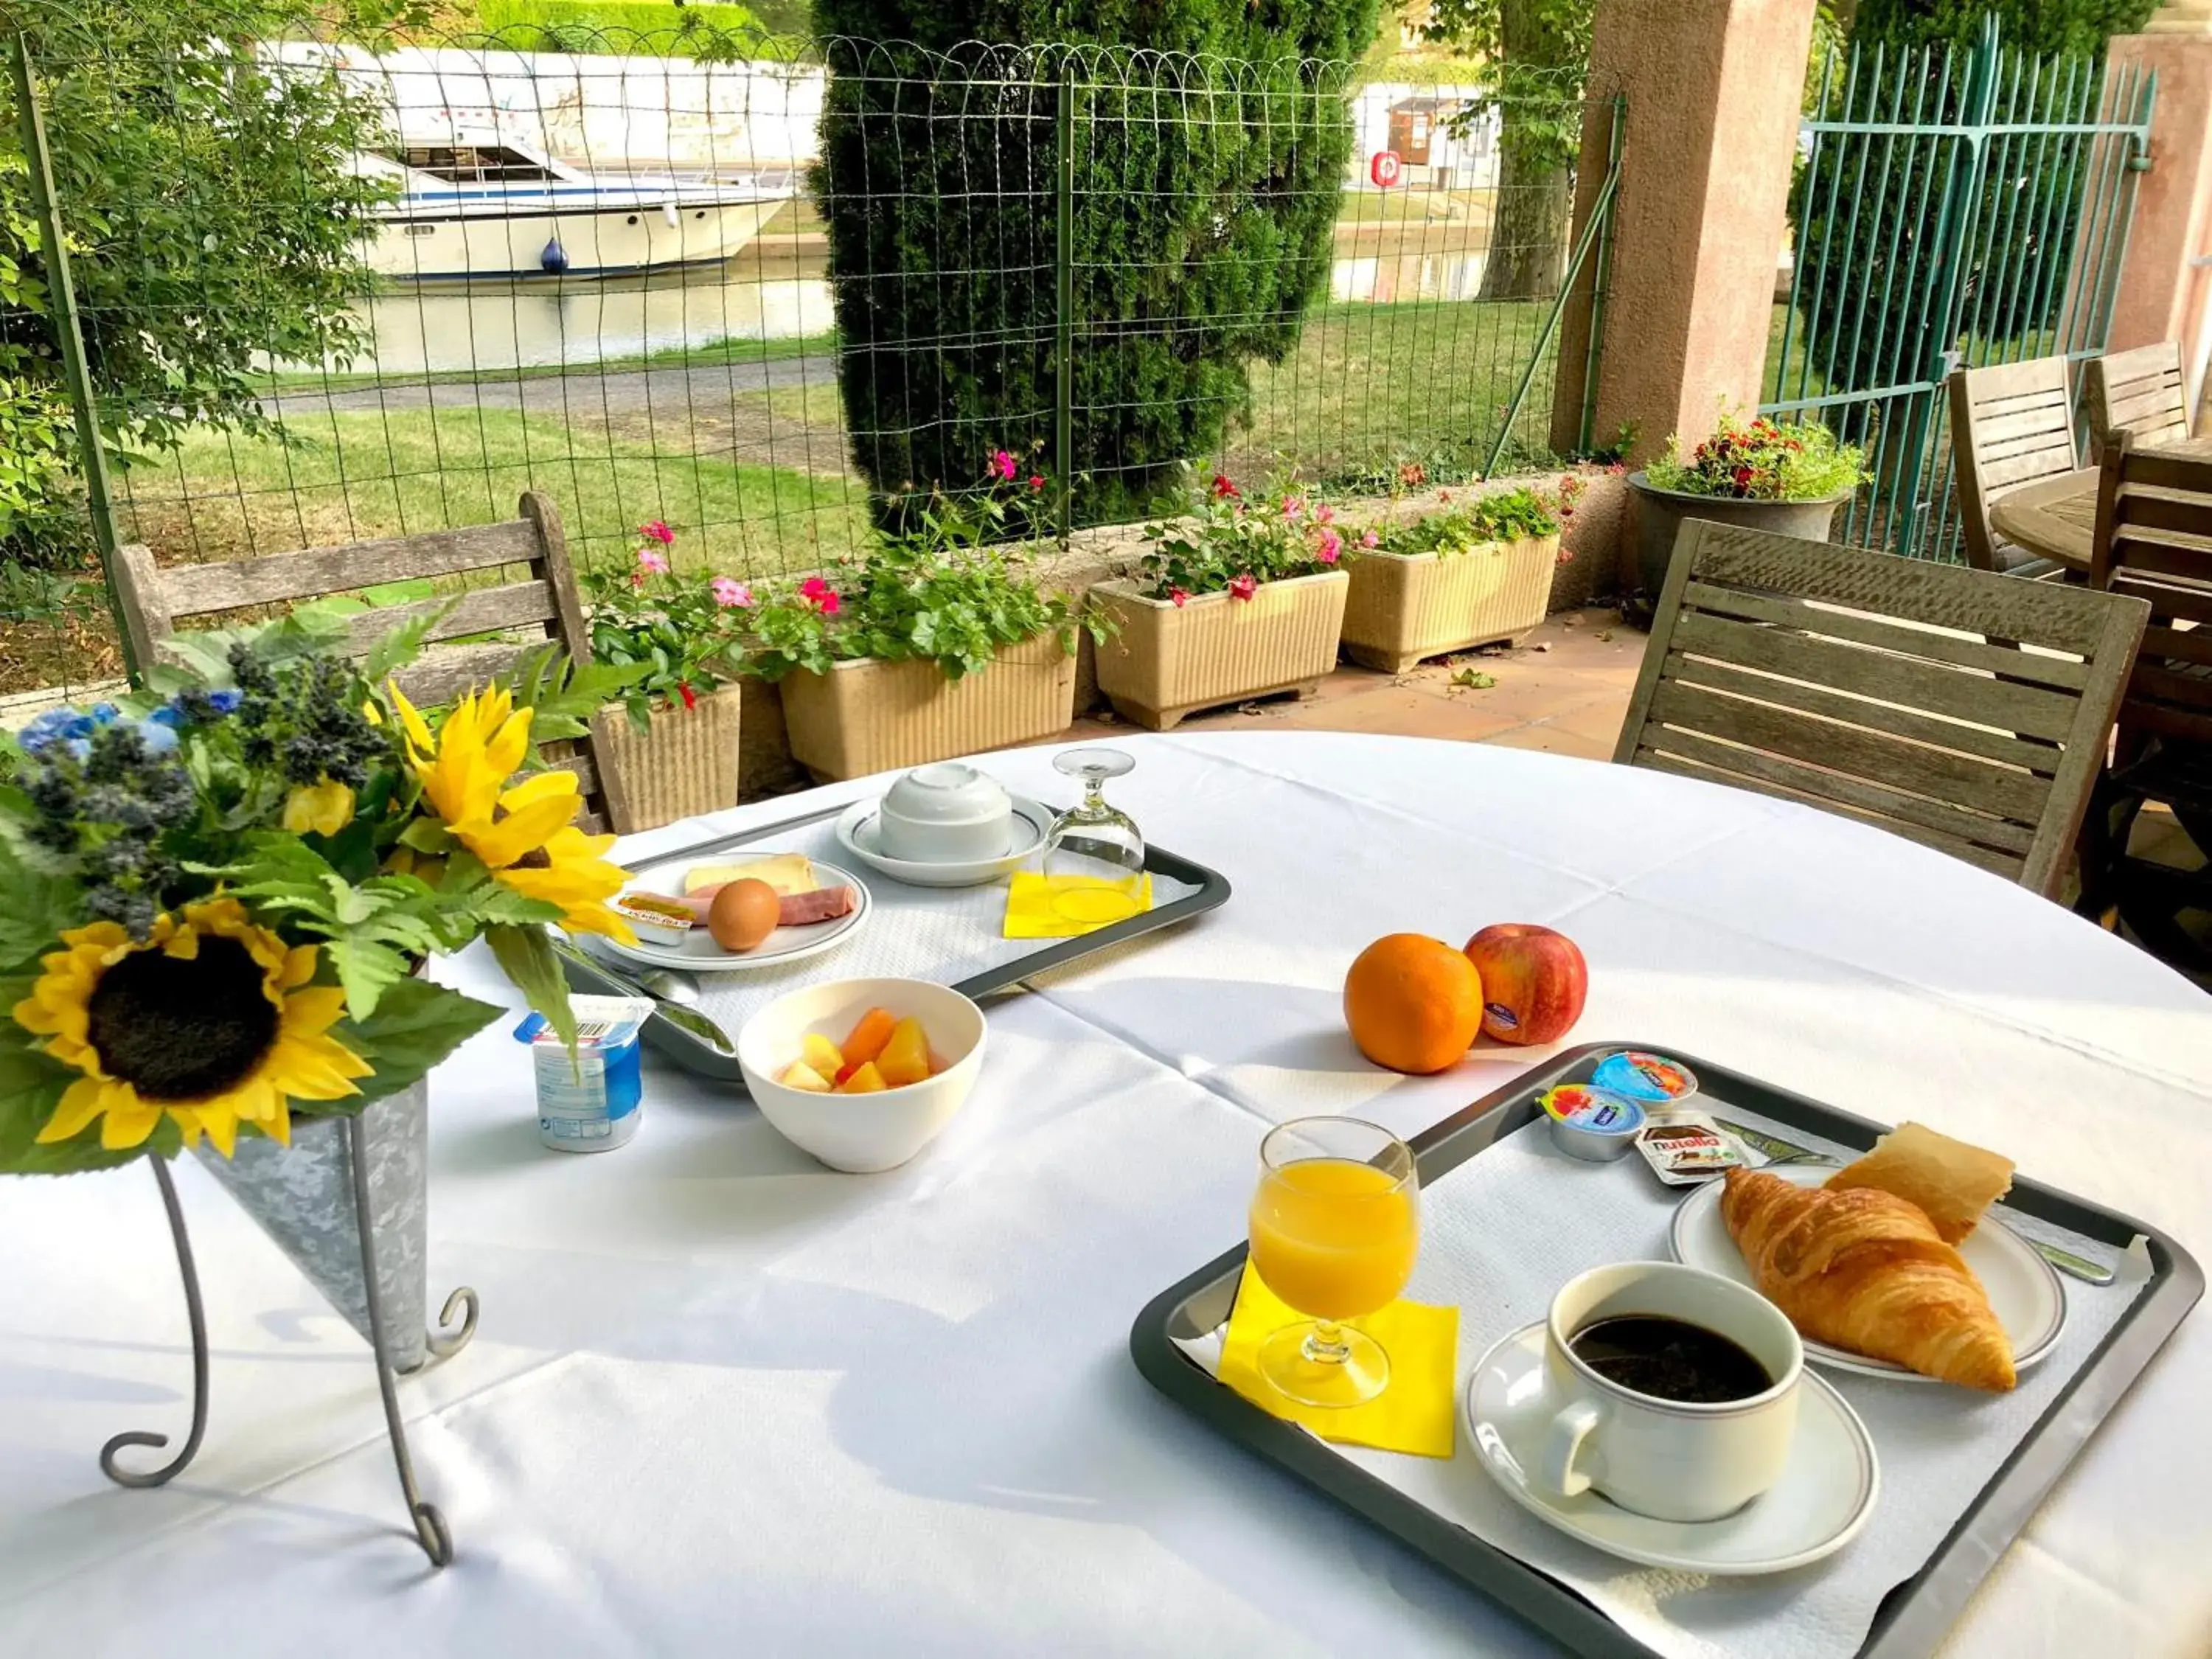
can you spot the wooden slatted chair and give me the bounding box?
[2076,434,2212,957]
[2085,341,2193,458]
[1615,519,2147,897]
[1947,356,2083,578]
[111,492,633,834]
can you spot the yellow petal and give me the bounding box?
[281,945,321,991]
[282,779,355,837]
[99,1095,165,1151]
[35,1077,110,1144]
[386,680,434,757]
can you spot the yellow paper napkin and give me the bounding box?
[1217,1261,1458,1458]
[1002,871,1153,939]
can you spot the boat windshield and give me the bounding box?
[392,145,557,184]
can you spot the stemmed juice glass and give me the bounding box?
[1246,1117,1421,1408]
[1043,748,1144,924]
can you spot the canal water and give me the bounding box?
[342,247,1489,375]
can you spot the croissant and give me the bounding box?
[1719,1168,2016,1391]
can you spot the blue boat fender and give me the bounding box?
[540,234,568,274]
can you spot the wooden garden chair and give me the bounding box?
[111,491,633,834]
[1615,518,2147,898]
[2085,341,2193,459]
[1947,355,2084,578]
[2076,435,2212,959]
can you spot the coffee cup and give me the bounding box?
[876,762,1015,864]
[1536,1261,1803,1523]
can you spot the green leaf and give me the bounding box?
[338,975,505,1102]
[484,923,576,1054]
[0,835,77,972]
[362,597,459,684]
[398,815,456,855]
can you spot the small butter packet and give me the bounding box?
[1634,1110,1750,1186]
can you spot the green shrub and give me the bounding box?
[470,0,790,52]
[1644,411,1865,501]
[810,0,1380,529]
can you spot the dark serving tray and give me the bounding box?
[560,796,1232,1081]
[1129,1042,2202,1659]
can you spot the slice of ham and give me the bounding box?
[678,883,857,928]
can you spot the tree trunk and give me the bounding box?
[1479,143,1572,300]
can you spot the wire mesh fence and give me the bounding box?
[0,13,1620,699]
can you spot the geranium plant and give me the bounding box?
[1644,411,1865,501]
[1384,476,1585,563]
[0,609,640,1175]
[1132,474,1352,606]
[581,521,753,729]
[743,451,1101,682]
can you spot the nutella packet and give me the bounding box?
[1635,1110,1753,1186]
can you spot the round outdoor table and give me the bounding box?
[3,733,2208,1658]
[1989,432,2212,573]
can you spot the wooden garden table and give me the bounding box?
[1989,433,2212,573]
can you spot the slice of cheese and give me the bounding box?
[684,853,815,897]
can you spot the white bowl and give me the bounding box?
[877,763,1015,864]
[736,977,987,1172]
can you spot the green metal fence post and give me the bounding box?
[7,29,139,683]
[1054,52,1075,547]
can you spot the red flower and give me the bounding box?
[1169,586,1192,608]
[1029,474,1046,492]
[678,681,698,712]
[638,520,675,546]
[1731,465,1755,495]
[1397,462,1426,487]
[1210,473,1239,499]
[799,576,841,615]
[1228,572,1258,602]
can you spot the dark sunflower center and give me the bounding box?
[86,935,279,1102]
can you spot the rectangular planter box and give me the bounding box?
[777,631,1079,782]
[592,683,744,832]
[1091,569,1349,731]
[1340,532,1559,674]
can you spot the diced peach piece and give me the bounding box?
[779,1060,833,1093]
[801,1032,844,1078]
[875,1018,931,1088]
[835,1060,887,1095]
[841,1007,897,1068]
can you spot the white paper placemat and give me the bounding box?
[605,813,1203,1046]
[1176,1096,2151,1659]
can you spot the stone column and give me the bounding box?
[2103,18,2212,422]
[1548,0,1819,476]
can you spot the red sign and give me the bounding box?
[1369,150,1402,189]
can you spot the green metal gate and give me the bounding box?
[1764,17,2155,560]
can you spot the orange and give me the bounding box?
[1343,933,1484,1075]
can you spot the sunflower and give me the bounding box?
[15,898,373,1157]
[387,683,634,942]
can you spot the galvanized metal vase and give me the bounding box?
[193,1081,430,1373]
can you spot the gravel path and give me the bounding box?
[258,354,840,422]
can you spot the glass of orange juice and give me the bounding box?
[1247,1116,1420,1408]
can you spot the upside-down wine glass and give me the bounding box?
[1042,748,1145,924]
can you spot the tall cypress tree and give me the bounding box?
[810,0,1380,524]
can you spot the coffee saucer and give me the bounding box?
[834,795,1051,888]
[1464,1321,1879,1576]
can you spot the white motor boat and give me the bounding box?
[359,133,798,280]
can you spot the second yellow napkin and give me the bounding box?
[1217,1261,1458,1458]
[1002,872,1152,939]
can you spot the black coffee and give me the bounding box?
[1568,1315,1773,1405]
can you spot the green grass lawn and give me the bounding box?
[114,406,873,581]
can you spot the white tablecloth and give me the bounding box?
[3,733,2208,1658]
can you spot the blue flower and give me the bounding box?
[20,707,94,755]
[147,703,187,731]
[89,703,120,726]
[206,689,243,714]
[135,717,178,757]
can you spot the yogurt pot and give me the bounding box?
[1590,1050,1700,1106]
[875,762,1015,864]
[514,995,655,1152]
[1540,1083,1646,1162]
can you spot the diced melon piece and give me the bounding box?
[876,1017,931,1088]
[801,1032,844,1078]
[779,1060,833,1093]
[835,1060,887,1094]
[841,1007,897,1068]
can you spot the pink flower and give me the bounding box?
[1029,474,1046,492]
[1316,529,1343,565]
[1281,495,1304,519]
[639,520,675,546]
[991,449,1018,481]
[1315,503,1335,525]
[1228,572,1258,602]
[711,575,753,608]
[800,576,841,615]
[1360,529,1380,549]
[636,546,671,577]
[1169,586,1192,608]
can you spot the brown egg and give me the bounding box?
[708,878,780,952]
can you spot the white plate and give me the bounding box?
[600,853,872,972]
[1669,1165,2067,1382]
[1466,1321,1879,1576]
[833,795,1052,888]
